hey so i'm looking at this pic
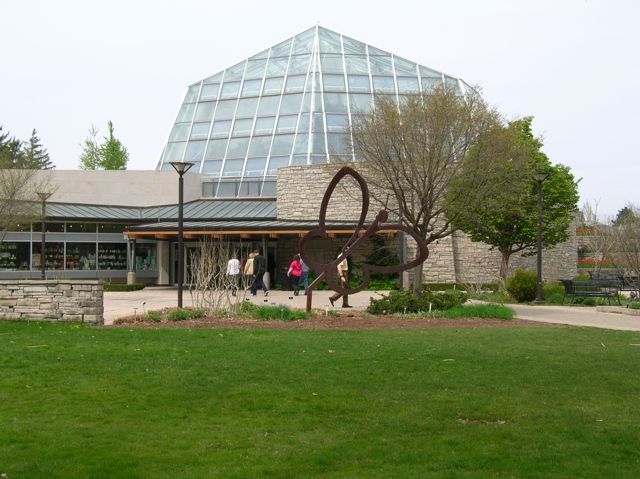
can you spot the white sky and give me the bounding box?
[1,0,638,217]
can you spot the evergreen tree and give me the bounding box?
[0,126,24,169]
[79,125,102,170]
[100,121,129,170]
[22,129,54,169]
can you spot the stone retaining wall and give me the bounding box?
[0,280,103,324]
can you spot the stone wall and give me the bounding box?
[0,280,103,323]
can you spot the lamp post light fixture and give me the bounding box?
[169,161,194,308]
[534,172,550,304]
[36,191,52,280]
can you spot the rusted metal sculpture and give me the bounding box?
[300,167,429,312]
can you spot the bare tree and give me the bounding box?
[187,237,247,314]
[348,86,502,292]
[580,200,615,275]
[611,204,640,290]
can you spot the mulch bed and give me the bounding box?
[106,313,568,330]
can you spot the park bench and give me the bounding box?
[560,279,621,306]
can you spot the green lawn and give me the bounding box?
[1,321,639,478]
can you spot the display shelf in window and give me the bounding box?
[98,243,128,270]
[0,242,30,271]
[134,244,157,271]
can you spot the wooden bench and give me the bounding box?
[560,279,621,305]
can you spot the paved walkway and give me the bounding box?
[103,287,640,331]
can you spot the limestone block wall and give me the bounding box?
[0,280,103,323]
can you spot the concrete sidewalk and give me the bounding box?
[103,287,640,331]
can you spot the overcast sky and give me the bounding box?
[1,0,638,217]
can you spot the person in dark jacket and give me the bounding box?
[250,249,269,296]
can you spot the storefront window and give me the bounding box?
[32,222,65,232]
[98,243,128,270]
[66,223,97,233]
[99,224,128,234]
[65,243,97,270]
[32,242,64,270]
[135,244,157,271]
[0,242,30,271]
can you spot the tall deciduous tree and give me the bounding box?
[79,125,102,170]
[349,86,503,293]
[100,121,129,170]
[22,129,54,170]
[611,204,640,290]
[447,117,580,286]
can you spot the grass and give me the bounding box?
[1,321,640,478]
[440,303,515,320]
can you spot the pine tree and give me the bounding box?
[0,126,24,169]
[79,125,102,170]
[100,120,129,170]
[22,129,54,169]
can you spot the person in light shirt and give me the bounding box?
[329,248,351,308]
[226,252,240,296]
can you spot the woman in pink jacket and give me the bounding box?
[287,254,303,296]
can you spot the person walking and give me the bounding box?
[250,249,269,296]
[287,254,303,296]
[226,253,240,296]
[299,256,310,295]
[243,252,255,289]
[329,249,351,308]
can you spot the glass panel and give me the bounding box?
[344,55,369,74]
[222,159,244,177]
[300,92,311,112]
[276,114,298,134]
[347,74,370,93]
[202,181,217,196]
[324,93,349,113]
[220,81,241,99]
[190,122,210,139]
[342,37,366,55]
[253,116,275,135]
[224,61,246,81]
[0,242,31,271]
[421,76,442,93]
[419,65,441,78]
[279,93,303,115]
[369,55,393,75]
[257,96,280,116]
[245,59,267,79]
[202,160,223,175]
[204,139,229,160]
[211,120,232,138]
[203,72,223,84]
[291,154,308,165]
[241,79,262,97]
[98,224,128,233]
[270,38,292,57]
[169,123,190,142]
[98,243,127,270]
[320,54,344,73]
[397,76,420,93]
[312,112,325,132]
[293,134,309,154]
[32,242,64,270]
[238,181,262,197]
[270,135,294,155]
[372,76,395,93]
[318,27,342,53]
[285,75,305,93]
[293,28,315,54]
[261,180,277,196]
[266,57,288,76]
[236,97,258,118]
[214,99,237,120]
[266,156,289,175]
[394,56,417,75]
[327,133,350,154]
[288,54,310,74]
[244,157,267,176]
[297,113,310,133]
[445,76,461,94]
[310,155,327,165]
[66,223,96,233]
[326,114,349,132]
[312,133,327,154]
[134,244,156,272]
[184,141,207,162]
[194,102,215,122]
[263,76,284,95]
[200,83,219,101]
[65,243,97,270]
[248,135,272,156]
[176,103,195,122]
[323,74,346,91]
[217,181,239,197]
[226,137,249,158]
[231,119,253,137]
[184,84,200,103]
[164,142,187,162]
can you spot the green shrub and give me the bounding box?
[545,292,566,305]
[146,310,162,322]
[103,283,146,292]
[582,297,596,306]
[167,308,206,321]
[628,302,640,310]
[367,289,468,315]
[441,304,515,320]
[506,270,537,303]
[252,305,309,321]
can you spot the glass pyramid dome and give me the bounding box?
[157,25,472,198]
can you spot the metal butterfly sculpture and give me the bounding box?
[300,167,429,311]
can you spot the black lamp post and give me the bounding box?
[36,191,52,280]
[169,161,194,308]
[534,172,550,304]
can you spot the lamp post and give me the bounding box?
[36,191,52,280]
[169,161,194,308]
[534,172,550,304]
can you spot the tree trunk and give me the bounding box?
[412,262,424,297]
[499,251,511,290]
